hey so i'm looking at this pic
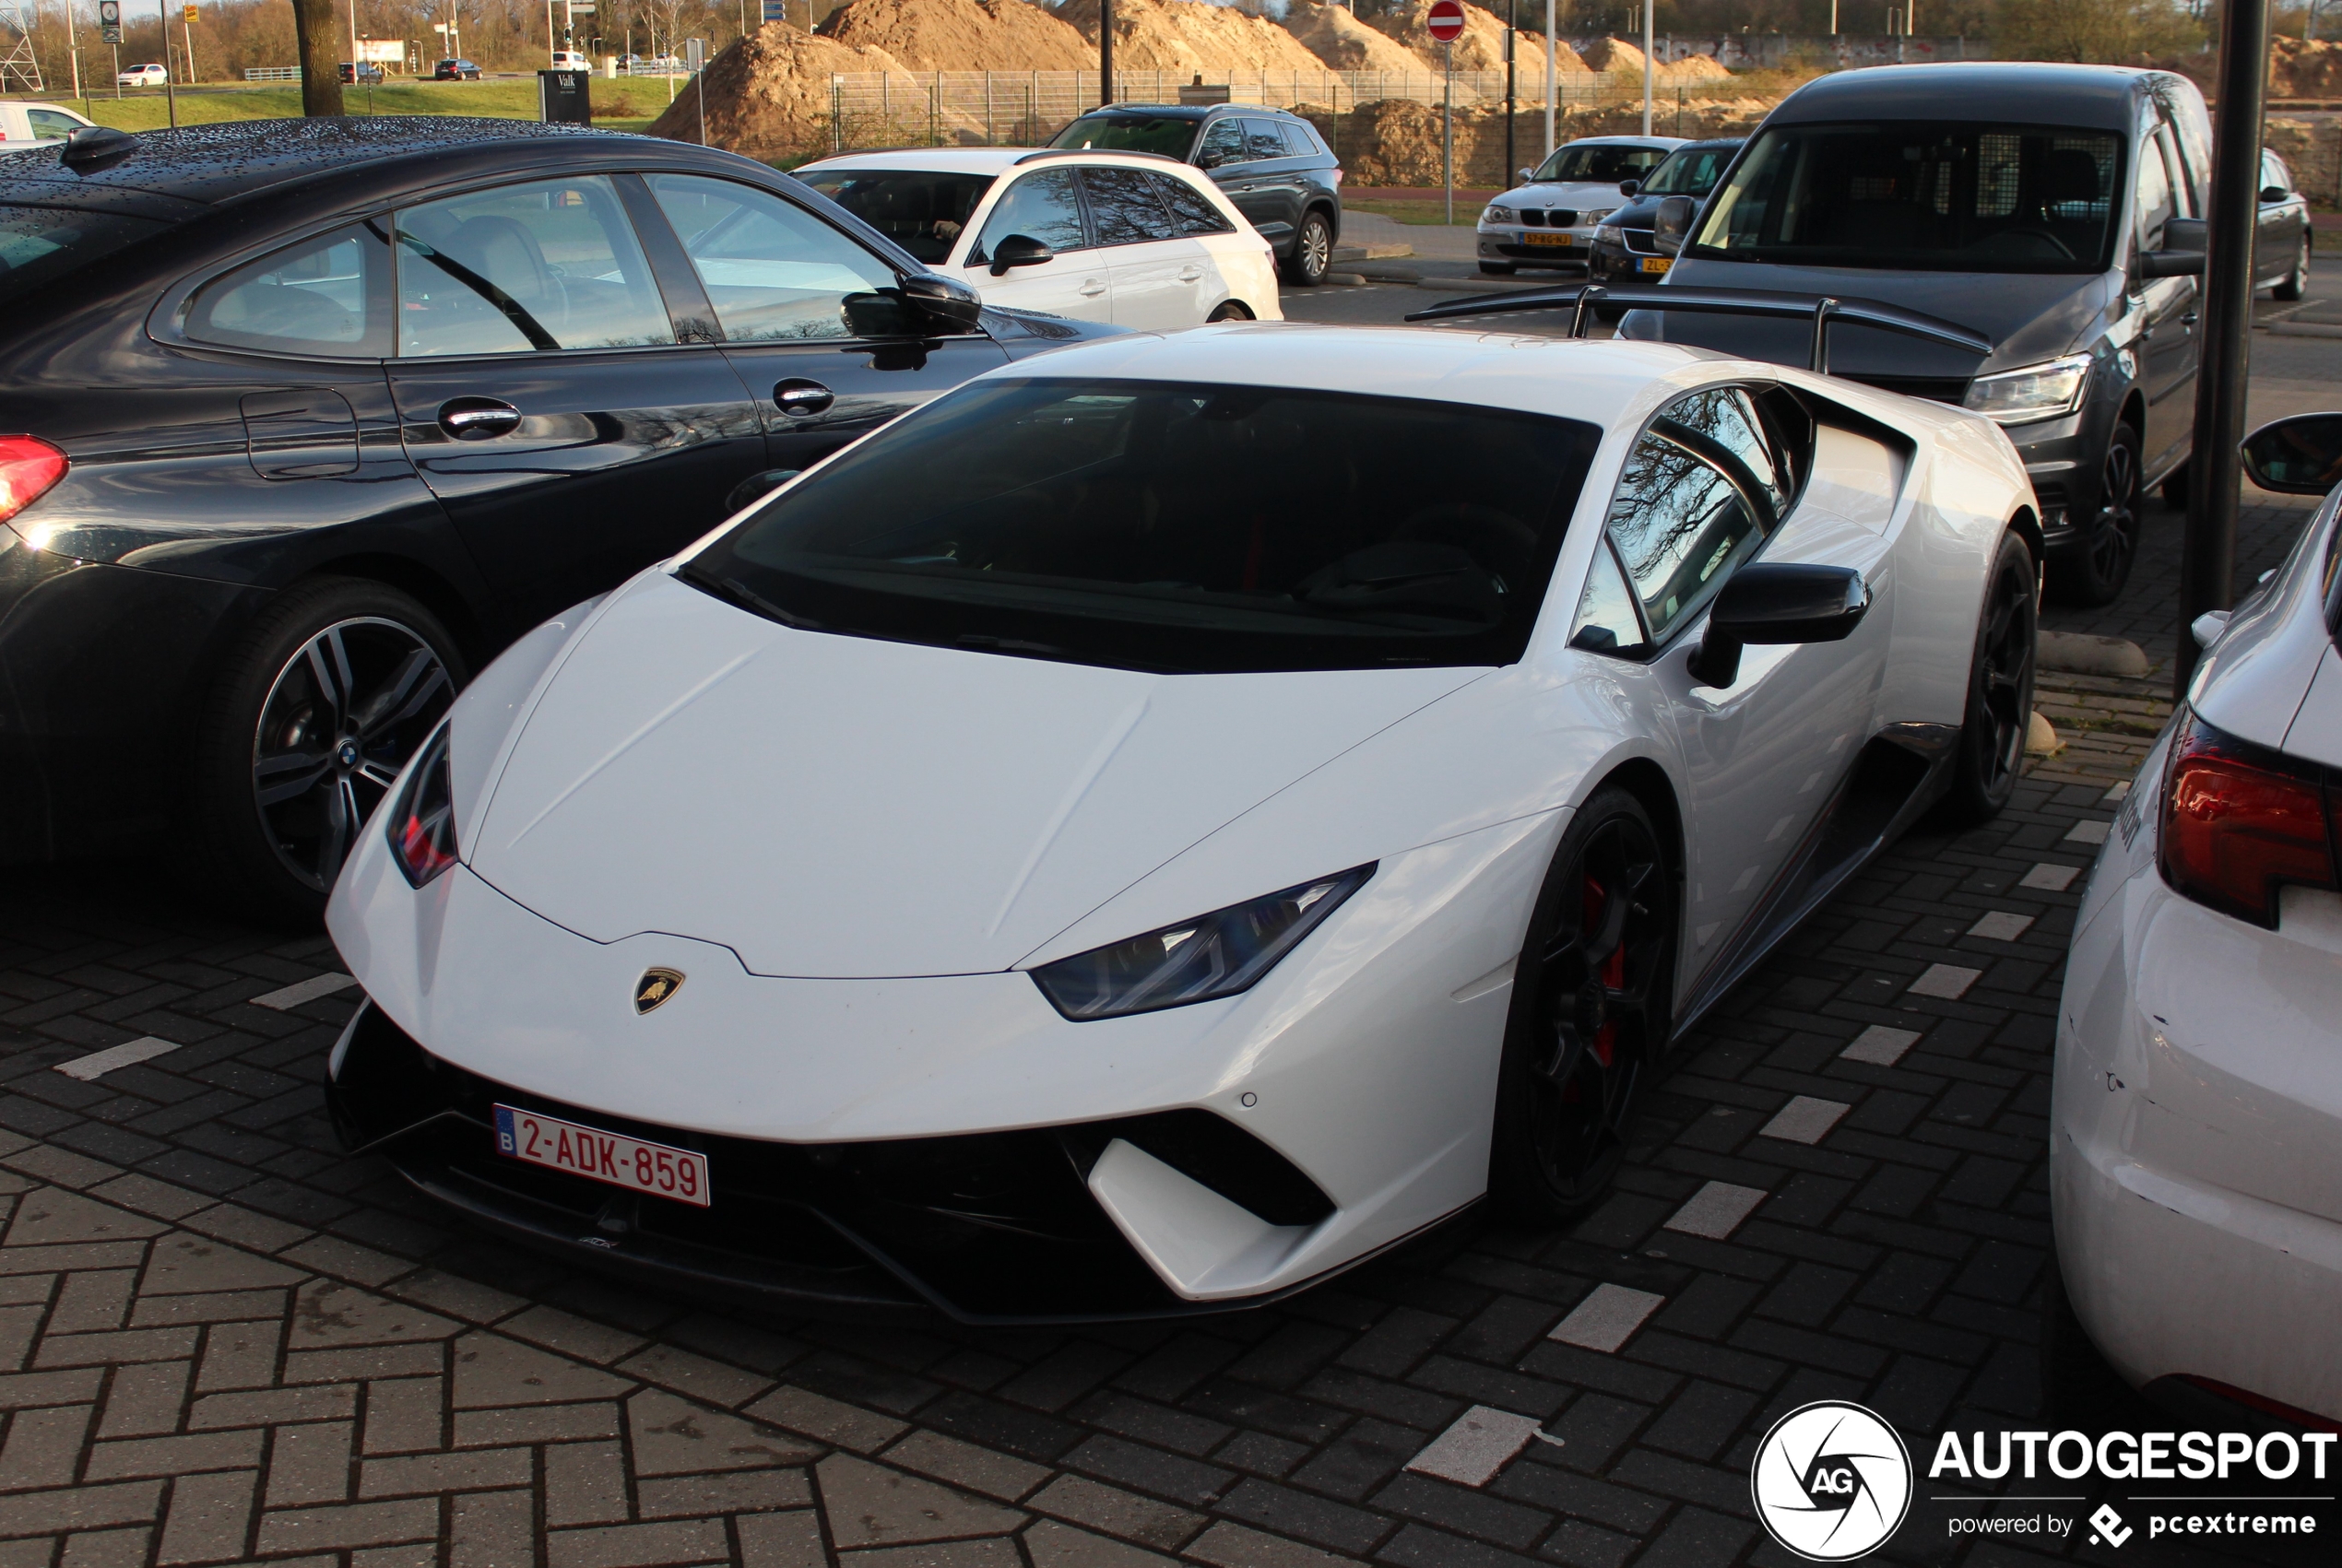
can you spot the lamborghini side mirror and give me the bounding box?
[1687,563,1870,688]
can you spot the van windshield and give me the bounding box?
[1689,122,2123,273]
[682,378,1601,674]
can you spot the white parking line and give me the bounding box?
[1664,1181,1768,1240]
[1841,1025,1921,1067]
[1966,911,2034,942]
[1405,1407,1545,1486]
[55,1037,182,1081]
[2064,819,2111,846]
[1909,963,1981,999]
[1759,1096,1850,1146]
[2020,863,2080,891]
[1548,1283,1665,1352]
[250,973,359,1010]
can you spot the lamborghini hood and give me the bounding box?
[463,571,1483,978]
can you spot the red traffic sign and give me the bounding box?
[1426,0,1467,41]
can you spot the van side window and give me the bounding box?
[2133,125,2174,254]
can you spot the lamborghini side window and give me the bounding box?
[1603,420,1763,643]
[1569,538,1648,655]
[1662,386,1789,516]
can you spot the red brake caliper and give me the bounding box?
[1581,877,1622,1068]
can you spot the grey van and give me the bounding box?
[1626,64,2213,605]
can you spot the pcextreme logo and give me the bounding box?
[1751,1401,1914,1562]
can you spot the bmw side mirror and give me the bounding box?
[724,468,801,513]
[988,234,1054,277]
[1653,195,1695,256]
[1618,178,1640,197]
[1686,563,1870,689]
[1517,166,1534,183]
[902,271,984,331]
[2241,412,2342,495]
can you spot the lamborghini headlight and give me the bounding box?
[385,723,457,888]
[1031,865,1375,1020]
[1963,352,2092,426]
[1483,205,1518,225]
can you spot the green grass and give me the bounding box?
[13,78,666,135]
[1344,198,1481,227]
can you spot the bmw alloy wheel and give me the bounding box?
[253,617,455,893]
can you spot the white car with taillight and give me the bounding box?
[797,147,1282,330]
[2052,411,2342,1428]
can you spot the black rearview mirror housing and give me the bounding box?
[1687,563,1871,689]
[988,234,1055,277]
[1618,178,1640,198]
[2138,218,2207,279]
[901,271,984,331]
[2241,412,2342,495]
[1653,195,1695,256]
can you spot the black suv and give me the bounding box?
[1050,104,1342,285]
[1588,138,1740,287]
[0,118,1108,918]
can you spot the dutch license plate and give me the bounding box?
[1640,256,1672,275]
[493,1103,711,1207]
[1524,231,1573,247]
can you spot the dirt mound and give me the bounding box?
[1368,0,1575,75]
[1302,90,1774,185]
[1056,0,1327,77]
[817,0,1093,72]
[646,23,904,157]
[2269,37,2342,97]
[1578,35,1728,84]
[1283,0,1427,76]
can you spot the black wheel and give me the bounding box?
[1283,211,1333,286]
[1491,787,1675,1223]
[1938,531,2037,826]
[183,578,465,924]
[2046,421,2140,607]
[2273,233,2310,301]
[1479,262,1518,277]
[1205,300,1255,322]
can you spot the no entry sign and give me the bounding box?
[1426,0,1466,42]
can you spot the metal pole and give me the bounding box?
[1443,38,1452,225]
[1640,0,1651,136]
[2178,0,2272,695]
[1099,0,1111,107]
[1504,0,1514,187]
[1542,0,1554,158]
[158,0,174,123]
[183,15,194,81]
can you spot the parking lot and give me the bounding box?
[0,273,2333,1568]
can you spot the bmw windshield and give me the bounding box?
[1531,143,1672,183]
[682,378,1600,674]
[1688,121,2124,273]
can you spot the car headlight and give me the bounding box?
[1963,352,2093,425]
[386,723,458,887]
[1030,865,1375,1020]
[1596,224,1625,243]
[1483,205,1517,225]
[1579,208,1611,227]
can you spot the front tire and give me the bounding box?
[2047,421,2141,607]
[1205,300,1254,322]
[1283,211,1333,287]
[183,577,465,924]
[1939,530,2037,826]
[2274,233,2311,301]
[1491,787,1675,1224]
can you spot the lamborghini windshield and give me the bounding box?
[1688,121,2123,273]
[683,379,1601,674]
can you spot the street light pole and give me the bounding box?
[1098,0,1111,108]
[1504,0,1514,189]
[2177,0,2273,696]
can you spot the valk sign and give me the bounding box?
[1751,1404,2334,1560]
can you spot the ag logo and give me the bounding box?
[633,968,684,1014]
[1751,1400,1912,1561]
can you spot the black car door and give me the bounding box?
[637,171,1009,474]
[384,171,767,635]
[1198,119,1278,238]
[1235,120,1304,244]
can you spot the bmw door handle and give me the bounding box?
[437,397,521,440]
[773,379,835,418]
[1080,278,1106,298]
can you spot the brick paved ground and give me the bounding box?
[0,489,2321,1568]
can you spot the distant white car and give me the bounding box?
[1479,135,1686,277]
[117,63,168,88]
[549,50,590,70]
[2052,411,2342,1430]
[797,147,1283,330]
[0,101,93,145]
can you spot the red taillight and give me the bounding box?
[2159,711,2339,928]
[387,725,458,888]
[0,436,67,526]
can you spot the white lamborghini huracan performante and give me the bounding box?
[325,322,2040,1323]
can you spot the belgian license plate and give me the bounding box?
[493,1103,711,1207]
[1524,231,1573,247]
[1640,256,1672,274]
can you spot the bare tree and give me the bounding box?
[1993,0,2202,60]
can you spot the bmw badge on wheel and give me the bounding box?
[1751,1401,1912,1561]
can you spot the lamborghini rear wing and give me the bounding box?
[1404,283,1993,376]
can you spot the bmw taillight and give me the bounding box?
[0,436,67,526]
[386,725,458,888]
[2159,710,2339,928]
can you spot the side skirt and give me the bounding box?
[1671,721,1960,1040]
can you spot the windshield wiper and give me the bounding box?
[685,568,826,631]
